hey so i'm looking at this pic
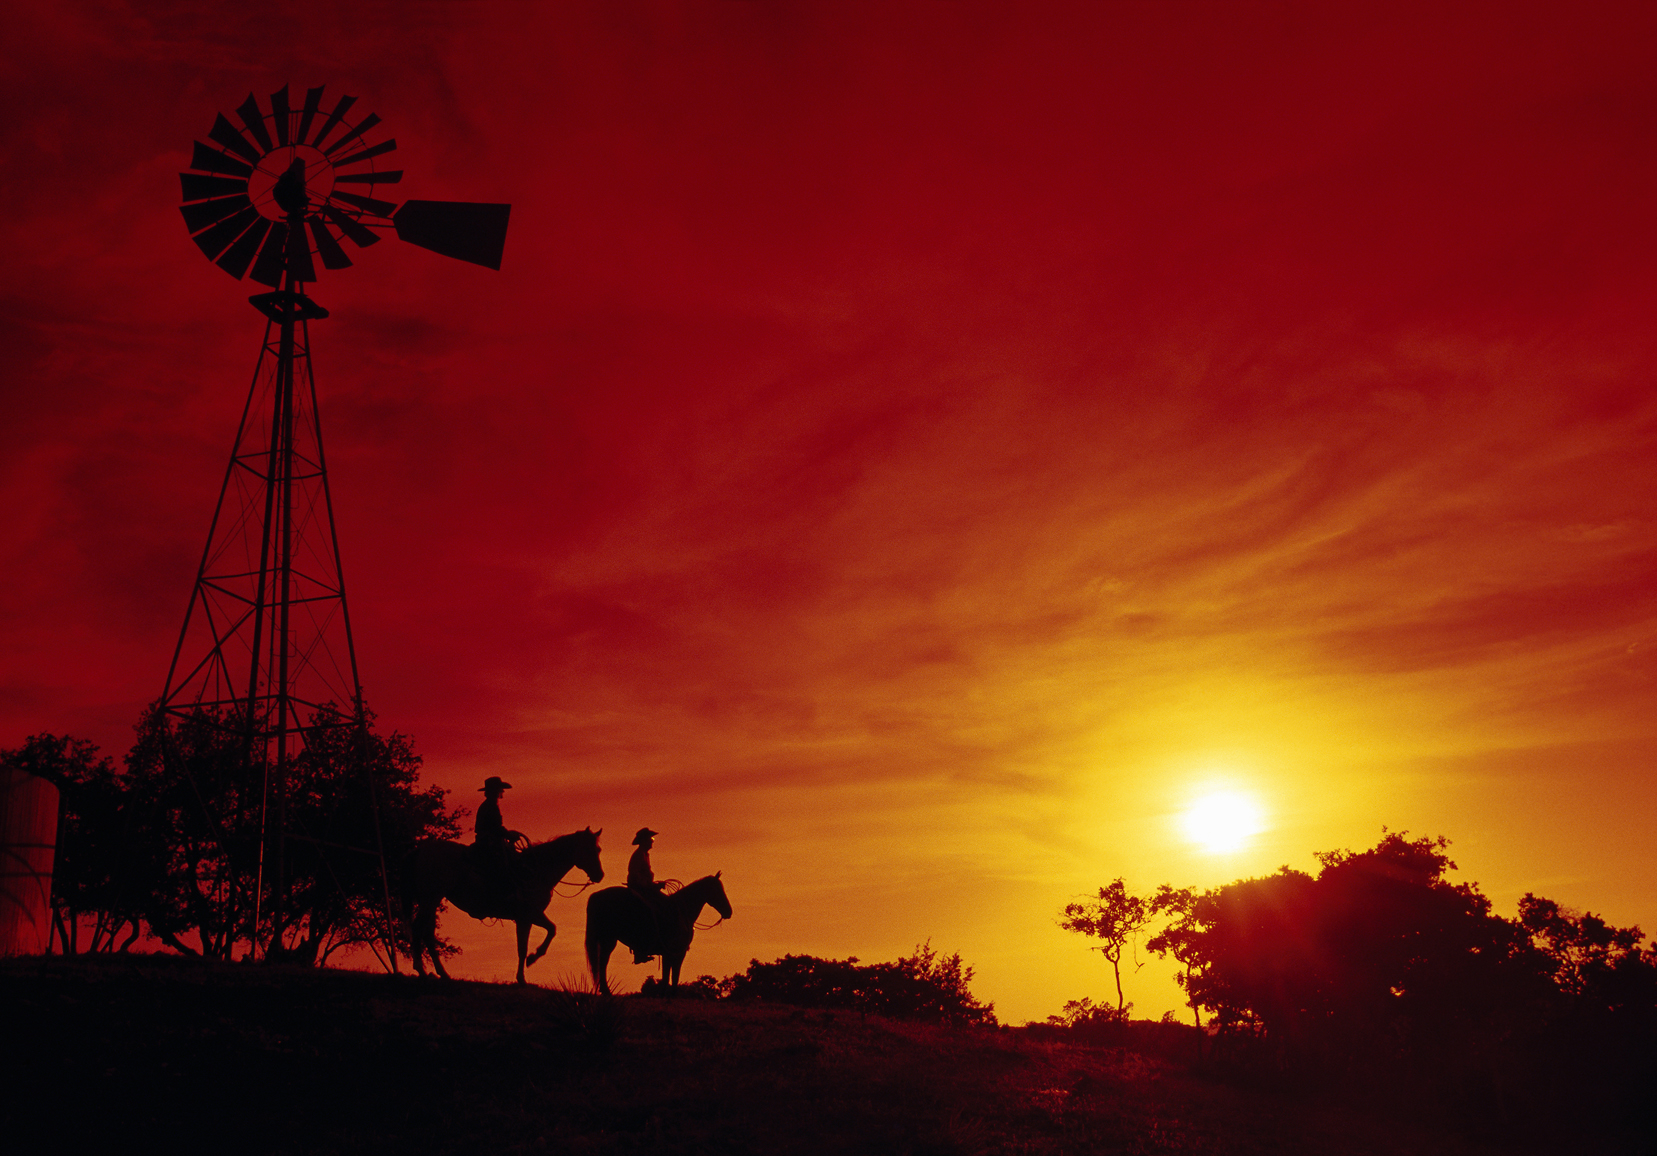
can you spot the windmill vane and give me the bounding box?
[180,83,510,286]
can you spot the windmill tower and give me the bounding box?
[163,84,509,963]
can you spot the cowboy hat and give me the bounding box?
[479,776,512,792]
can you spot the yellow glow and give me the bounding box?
[1180,789,1266,852]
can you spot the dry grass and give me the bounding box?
[1,955,1628,1155]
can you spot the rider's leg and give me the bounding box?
[630,888,657,962]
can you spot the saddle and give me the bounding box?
[469,840,522,902]
[630,884,672,955]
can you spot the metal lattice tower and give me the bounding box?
[162,84,509,962]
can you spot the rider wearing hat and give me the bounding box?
[628,827,666,964]
[474,776,525,894]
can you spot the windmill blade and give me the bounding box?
[181,172,249,202]
[323,112,381,157]
[181,193,253,234]
[296,86,324,145]
[208,115,261,165]
[335,170,402,185]
[217,217,272,279]
[190,142,254,179]
[311,94,357,151]
[249,221,291,287]
[393,201,510,270]
[308,218,353,270]
[332,139,398,168]
[235,95,275,154]
[323,203,382,248]
[191,205,260,261]
[271,85,292,146]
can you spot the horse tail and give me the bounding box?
[582,894,598,954]
[583,892,609,992]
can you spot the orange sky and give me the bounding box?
[4,1,1656,1022]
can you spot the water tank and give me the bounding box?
[0,767,59,956]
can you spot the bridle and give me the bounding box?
[553,852,606,898]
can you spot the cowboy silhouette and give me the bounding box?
[627,827,668,964]
[473,776,526,895]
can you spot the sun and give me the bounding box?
[1180,790,1266,853]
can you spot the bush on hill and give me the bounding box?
[720,940,997,1026]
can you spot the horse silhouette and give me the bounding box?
[404,827,603,984]
[585,872,731,995]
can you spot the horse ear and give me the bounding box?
[716,870,722,878]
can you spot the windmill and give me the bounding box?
[162,84,509,964]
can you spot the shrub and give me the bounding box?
[723,942,997,1027]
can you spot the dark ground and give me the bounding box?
[1,955,1643,1155]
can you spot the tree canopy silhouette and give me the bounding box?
[11,703,459,965]
[1072,831,1657,1140]
[1059,876,1150,1013]
[1,733,140,954]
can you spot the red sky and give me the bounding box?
[4,1,1657,1021]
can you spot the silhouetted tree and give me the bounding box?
[122,705,264,958]
[1059,877,1150,1012]
[1141,830,1572,1100]
[0,734,141,953]
[123,701,459,964]
[265,703,460,965]
[1146,883,1213,1030]
[1133,832,1657,1144]
[1513,893,1657,1135]
[1518,893,1647,1004]
[1168,833,1543,1077]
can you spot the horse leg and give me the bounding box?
[587,932,613,996]
[419,898,450,980]
[403,891,425,977]
[525,911,556,967]
[407,899,426,976]
[515,920,531,985]
[406,900,427,977]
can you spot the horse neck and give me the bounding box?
[674,876,714,913]
[524,834,585,879]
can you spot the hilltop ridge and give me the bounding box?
[0,955,1593,1155]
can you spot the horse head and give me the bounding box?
[702,871,733,920]
[576,826,604,883]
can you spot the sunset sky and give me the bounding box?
[5,1,1656,1022]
